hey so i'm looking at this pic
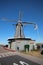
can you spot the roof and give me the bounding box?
[8,38,35,42]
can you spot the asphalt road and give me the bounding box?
[0,55,40,65]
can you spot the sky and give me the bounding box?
[0,0,43,45]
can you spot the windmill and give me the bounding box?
[0,11,38,38]
[0,11,38,51]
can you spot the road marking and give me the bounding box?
[0,52,15,58]
[13,63,18,65]
[13,61,29,65]
[19,61,29,65]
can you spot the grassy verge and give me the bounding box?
[20,50,43,59]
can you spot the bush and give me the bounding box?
[37,45,40,50]
[41,50,43,55]
[4,45,8,47]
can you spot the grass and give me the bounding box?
[20,50,43,59]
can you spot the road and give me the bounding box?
[0,45,42,65]
[0,55,39,65]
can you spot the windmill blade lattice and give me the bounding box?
[0,18,17,22]
[22,22,38,30]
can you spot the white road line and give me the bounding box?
[0,55,3,58]
[0,52,15,58]
[1,54,5,57]
[13,63,18,65]
[19,61,29,65]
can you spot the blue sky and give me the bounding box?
[0,0,43,45]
